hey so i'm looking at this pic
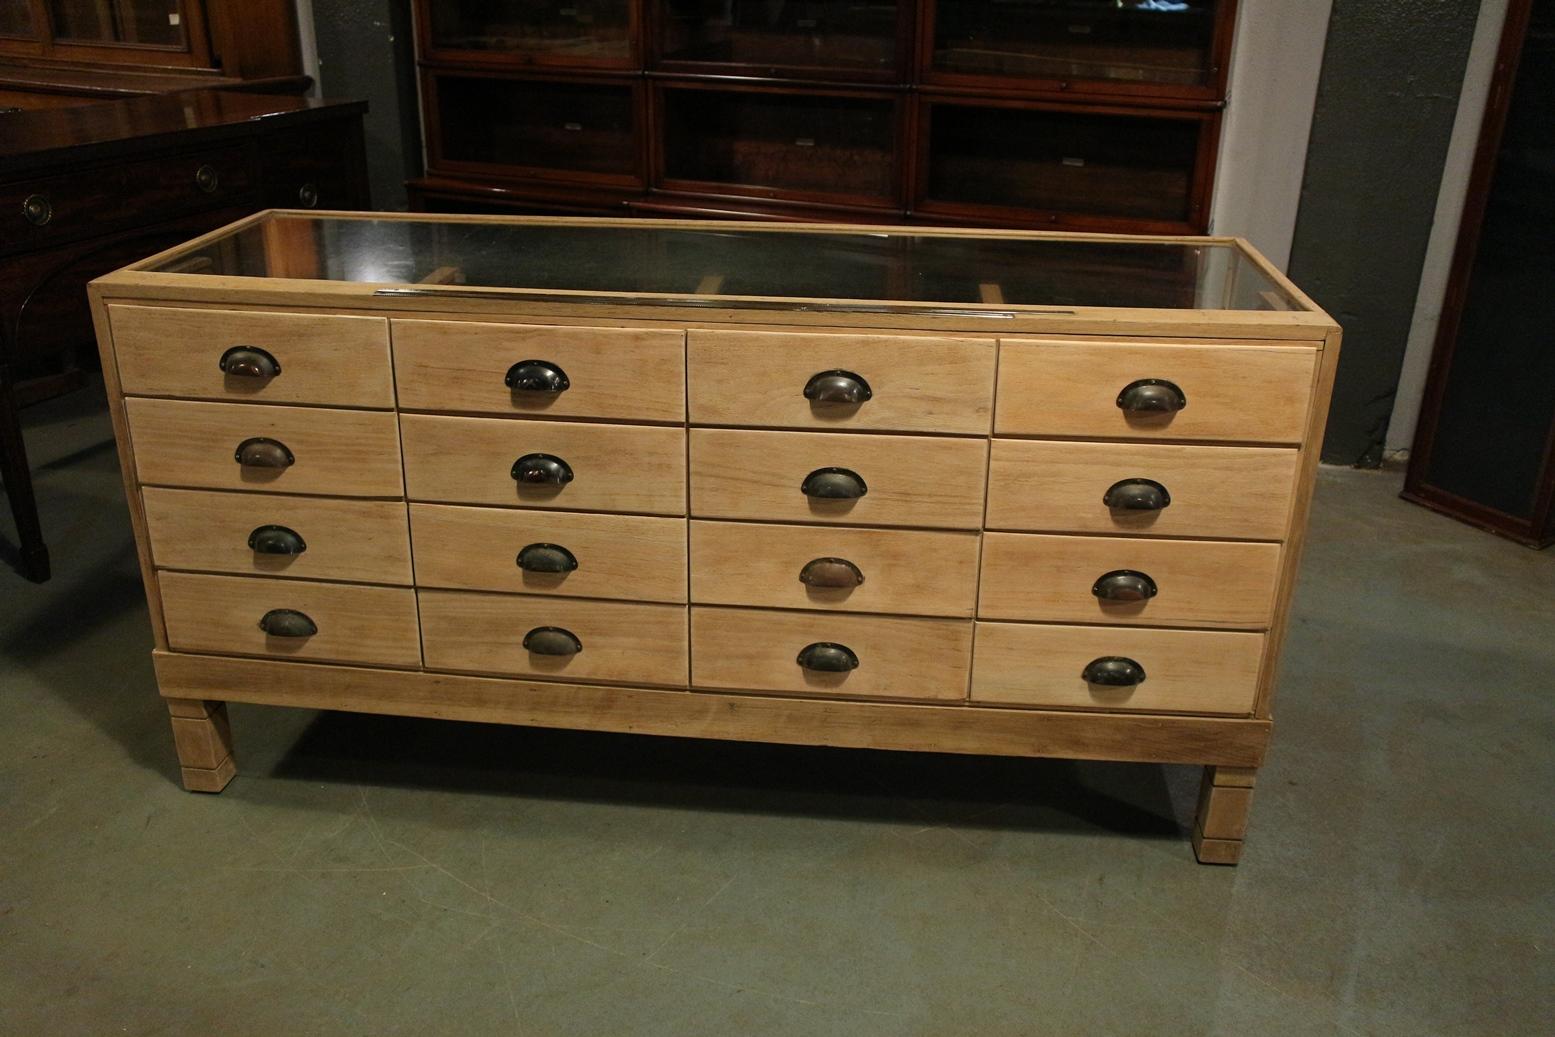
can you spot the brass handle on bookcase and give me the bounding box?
[516,543,578,573]
[234,437,294,468]
[511,453,574,485]
[1082,657,1147,687]
[219,346,281,379]
[803,369,872,405]
[1103,478,1171,511]
[796,642,859,672]
[248,524,307,556]
[505,360,570,394]
[799,557,864,588]
[801,467,867,500]
[1092,570,1158,602]
[524,626,582,656]
[258,608,317,637]
[1116,379,1187,414]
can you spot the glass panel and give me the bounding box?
[1,2,35,37]
[49,0,186,47]
[435,76,637,176]
[924,103,1200,223]
[932,0,1220,87]
[147,214,1299,312]
[661,88,895,200]
[658,0,899,76]
[428,0,632,63]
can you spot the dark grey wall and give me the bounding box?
[311,0,422,211]
[1288,0,1482,466]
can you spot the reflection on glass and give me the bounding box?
[932,0,1219,86]
[1,2,35,37]
[659,0,899,75]
[436,76,637,175]
[428,0,632,63]
[147,214,1299,312]
[49,0,186,46]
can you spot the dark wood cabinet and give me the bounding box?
[408,0,1236,230]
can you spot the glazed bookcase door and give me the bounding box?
[418,0,641,69]
[1,0,216,66]
[652,0,910,82]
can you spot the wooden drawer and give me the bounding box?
[687,330,995,434]
[418,591,688,687]
[691,606,971,702]
[110,305,393,407]
[979,533,1280,629]
[400,415,685,515]
[126,398,404,497]
[690,520,978,617]
[995,340,1318,443]
[986,440,1299,541]
[158,571,421,668]
[971,623,1265,716]
[689,429,987,529]
[410,504,686,603]
[143,488,412,584]
[392,320,685,422]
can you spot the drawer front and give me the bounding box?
[995,340,1318,443]
[986,440,1299,541]
[126,398,404,497]
[143,488,412,584]
[111,305,393,407]
[691,606,971,702]
[158,571,421,668]
[690,520,979,617]
[690,429,987,529]
[979,533,1280,629]
[687,330,995,434]
[400,415,686,515]
[971,623,1265,716]
[393,320,685,422]
[410,504,687,603]
[418,591,688,687]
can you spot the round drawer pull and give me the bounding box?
[1103,478,1171,511]
[524,626,582,656]
[799,557,864,588]
[258,608,317,637]
[1082,656,1147,687]
[505,359,570,394]
[803,369,872,405]
[1091,569,1158,603]
[1116,378,1187,414]
[22,193,52,226]
[298,182,320,208]
[516,542,578,573]
[234,437,295,469]
[796,641,859,672]
[219,345,281,380]
[801,466,867,500]
[511,452,573,486]
[194,164,220,193]
[248,524,307,556]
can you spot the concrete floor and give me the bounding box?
[1,386,1552,1037]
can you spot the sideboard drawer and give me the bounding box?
[392,320,686,422]
[986,440,1299,541]
[410,504,687,603]
[143,488,412,584]
[690,520,979,617]
[691,606,971,701]
[126,398,404,497]
[418,591,688,687]
[159,571,421,668]
[971,623,1265,716]
[690,429,988,529]
[995,340,1318,443]
[111,305,393,407]
[400,415,686,515]
[687,330,996,434]
[979,533,1281,629]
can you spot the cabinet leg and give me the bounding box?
[0,373,49,583]
[1192,765,1256,865]
[165,698,236,793]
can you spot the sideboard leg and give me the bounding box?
[1192,765,1256,865]
[165,698,236,793]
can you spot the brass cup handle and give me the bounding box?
[1116,378,1187,414]
[1092,569,1158,602]
[511,453,574,485]
[1103,478,1171,511]
[796,642,859,672]
[516,542,578,573]
[505,360,570,394]
[258,608,317,637]
[524,626,582,656]
[799,557,865,588]
[219,345,282,379]
[1082,656,1147,687]
[248,524,307,556]
[804,369,872,405]
[801,467,868,500]
[235,437,295,468]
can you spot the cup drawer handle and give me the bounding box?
[799,557,865,588]
[796,641,859,672]
[248,524,307,556]
[234,437,294,468]
[524,626,582,656]
[511,453,574,485]
[1103,478,1171,511]
[1092,569,1158,602]
[801,466,867,500]
[1082,656,1147,687]
[219,346,281,379]
[516,542,578,573]
[1116,378,1187,414]
[258,608,317,637]
[803,369,872,405]
[505,360,570,394]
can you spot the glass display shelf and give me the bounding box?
[423,0,636,66]
[48,0,187,47]
[656,0,902,79]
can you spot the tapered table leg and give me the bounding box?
[0,373,49,583]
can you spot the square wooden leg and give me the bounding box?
[1192,765,1256,865]
[165,698,235,793]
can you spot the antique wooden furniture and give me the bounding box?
[90,211,1338,864]
[407,0,1236,232]
[1,90,368,582]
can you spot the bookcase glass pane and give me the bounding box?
[931,0,1220,86]
[1,2,35,37]
[428,0,633,61]
[48,0,186,47]
[436,76,636,174]
[659,0,899,74]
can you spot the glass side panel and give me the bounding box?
[1,2,35,37]
[658,0,900,76]
[931,0,1220,87]
[49,0,186,47]
[427,0,633,64]
[434,76,638,177]
[145,215,1299,312]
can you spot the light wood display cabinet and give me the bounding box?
[91,211,1339,864]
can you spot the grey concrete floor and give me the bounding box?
[1,385,1552,1037]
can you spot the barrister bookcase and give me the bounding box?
[91,210,1338,864]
